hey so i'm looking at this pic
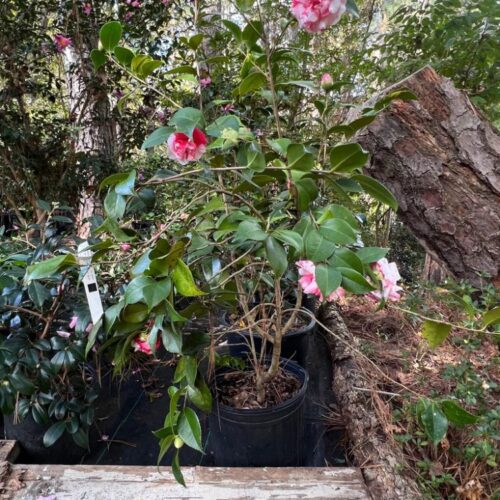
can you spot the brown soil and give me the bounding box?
[214,367,301,409]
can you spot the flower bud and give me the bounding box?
[320,73,334,91]
[174,437,184,449]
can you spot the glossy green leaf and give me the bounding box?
[272,229,303,252]
[422,320,452,349]
[172,259,205,297]
[482,307,500,328]
[315,264,342,297]
[187,374,212,412]
[177,407,202,452]
[246,143,266,172]
[319,219,357,245]
[352,175,398,211]
[374,89,417,111]
[115,170,136,195]
[441,400,478,427]
[222,20,242,42]
[122,302,149,324]
[99,21,122,51]
[26,254,78,281]
[43,421,66,447]
[287,144,314,172]
[356,247,389,264]
[28,282,51,308]
[330,248,364,274]
[235,220,267,241]
[304,229,335,262]
[170,107,205,136]
[242,20,263,48]
[265,237,287,277]
[114,46,134,66]
[419,400,448,446]
[172,450,186,486]
[294,178,318,211]
[104,190,126,219]
[239,72,267,95]
[330,143,369,173]
[339,267,375,294]
[141,125,174,149]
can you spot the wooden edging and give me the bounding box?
[0,460,370,499]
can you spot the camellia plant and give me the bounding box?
[24,0,418,483]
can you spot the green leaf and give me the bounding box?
[482,307,500,328]
[172,260,205,297]
[169,107,205,136]
[315,264,342,298]
[304,229,335,262]
[99,172,130,192]
[352,175,398,211]
[188,33,204,50]
[419,400,448,446]
[9,371,35,395]
[162,324,183,354]
[266,138,291,156]
[90,49,106,70]
[85,318,102,356]
[115,170,136,196]
[277,80,317,92]
[122,302,149,324]
[356,247,389,264]
[174,356,197,387]
[239,72,267,95]
[222,20,242,43]
[141,126,174,150]
[114,46,134,66]
[140,60,163,78]
[72,427,90,449]
[319,219,357,245]
[130,54,150,74]
[236,0,255,12]
[272,229,303,252]
[339,268,375,294]
[177,408,202,452]
[187,374,212,412]
[287,144,314,172]
[246,143,266,172]
[422,320,452,349]
[104,302,124,333]
[265,237,287,277]
[235,220,267,242]
[172,450,186,486]
[206,115,241,137]
[26,254,78,281]
[242,20,263,48]
[441,400,478,427]
[125,276,171,310]
[28,282,51,308]
[43,421,66,447]
[330,248,364,274]
[104,190,126,219]
[294,178,318,211]
[346,0,360,17]
[330,143,369,173]
[100,21,122,51]
[165,65,197,76]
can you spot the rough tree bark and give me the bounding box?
[354,66,500,288]
[63,15,116,239]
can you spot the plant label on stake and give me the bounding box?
[78,242,104,324]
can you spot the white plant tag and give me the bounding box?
[77,242,104,324]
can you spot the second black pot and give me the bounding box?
[208,358,309,467]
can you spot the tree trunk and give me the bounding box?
[354,66,500,288]
[421,253,449,284]
[319,305,420,500]
[63,29,116,238]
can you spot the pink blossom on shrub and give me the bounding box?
[57,330,71,338]
[123,11,134,21]
[296,260,345,302]
[291,0,346,33]
[83,3,92,15]
[167,128,207,164]
[367,258,403,302]
[133,336,160,355]
[69,315,78,329]
[199,77,212,88]
[54,34,72,52]
[162,0,170,4]
[222,103,235,113]
[320,72,334,91]
[120,243,131,251]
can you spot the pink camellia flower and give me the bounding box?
[120,243,131,251]
[291,0,346,33]
[133,335,160,355]
[54,34,72,52]
[367,258,403,302]
[222,103,235,113]
[199,77,212,88]
[167,128,207,165]
[162,0,169,5]
[296,260,345,302]
[57,330,71,338]
[69,315,78,329]
[83,3,92,15]
[123,11,134,21]
[320,72,334,91]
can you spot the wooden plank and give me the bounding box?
[7,465,369,499]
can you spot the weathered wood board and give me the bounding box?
[3,464,369,499]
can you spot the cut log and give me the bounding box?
[354,66,500,288]
[319,305,420,500]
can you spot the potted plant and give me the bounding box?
[77,0,413,482]
[0,204,106,463]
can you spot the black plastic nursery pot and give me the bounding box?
[208,358,309,467]
[227,315,316,367]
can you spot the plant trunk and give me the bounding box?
[353,66,500,288]
[63,32,116,238]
